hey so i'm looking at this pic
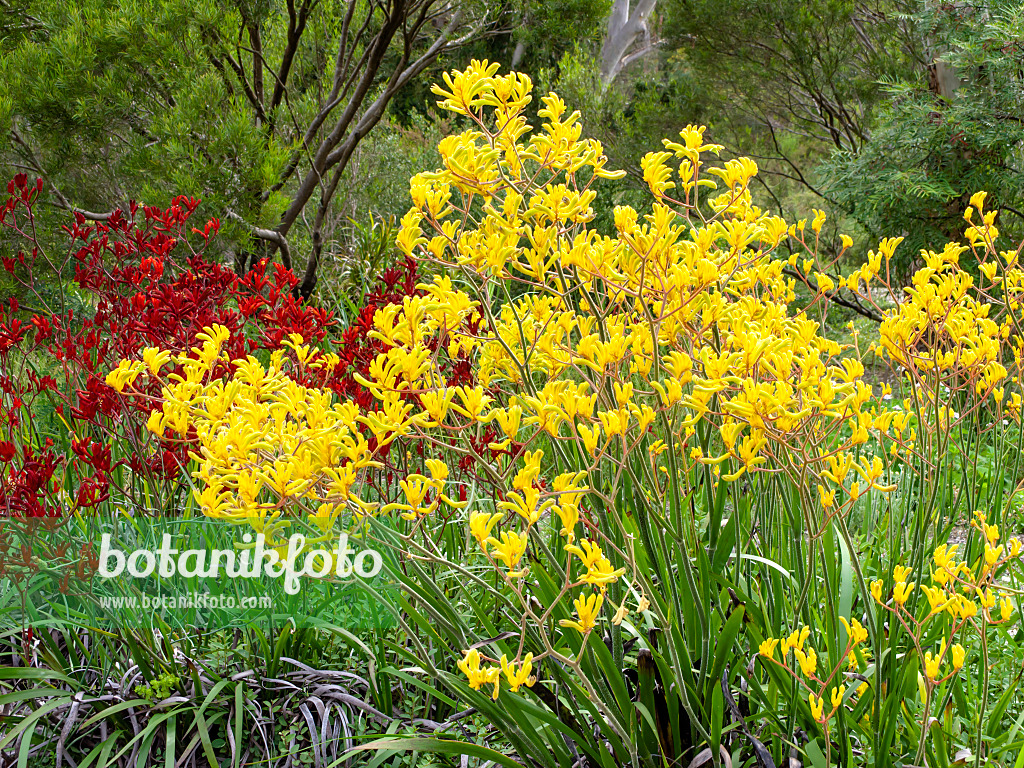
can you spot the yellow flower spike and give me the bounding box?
[310,502,341,534]
[817,484,836,509]
[933,544,958,575]
[782,626,808,655]
[499,487,548,525]
[194,483,234,518]
[924,651,941,681]
[663,123,723,160]
[634,403,657,433]
[192,324,230,369]
[560,591,604,634]
[485,530,529,577]
[577,424,601,457]
[1009,538,1022,558]
[798,625,810,650]
[921,585,950,615]
[794,647,817,677]
[759,638,779,660]
[640,151,676,198]
[512,449,544,491]
[984,521,1000,543]
[870,579,885,603]
[457,648,501,698]
[814,272,835,294]
[142,347,172,376]
[893,581,915,606]
[425,459,449,483]
[1001,596,1014,622]
[235,471,265,507]
[146,409,165,435]
[597,408,629,438]
[850,618,868,644]
[457,648,481,680]
[951,643,966,670]
[492,405,523,439]
[648,441,668,457]
[955,595,978,620]
[985,544,1004,567]
[469,511,503,549]
[980,588,997,611]
[452,385,493,420]
[811,209,826,234]
[105,359,145,393]
[613,381,634,407]
[830,685,845,711]
[893,565,912,583]
[980,261,1000,282]
[500,653,537,693]
[431,59,502,114]
[809,693,824,722]
[565,539,627,587]
[839,616,868,645]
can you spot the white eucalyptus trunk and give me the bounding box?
[599,0,657,87]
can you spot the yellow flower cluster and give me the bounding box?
[384,63,909,692]
[759,616,868,728]
[921,637,966,683]
[876,239,1004,394]
[853,191,1024,438]
[872,510,1019,628]
[108,327,447,549]
[864,508,1019,720]
[456,648,536,700]
[398,62,890,544]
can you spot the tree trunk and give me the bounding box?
[599,0,657,87]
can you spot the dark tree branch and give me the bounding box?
[270,0,314,113]
[275,0,420,237]
[211,29,269,124]
[248,20,265,114]
[193,0,495,294]
[226,209,292,270]
[782,267,884,322]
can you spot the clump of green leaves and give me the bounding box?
[135,672,180,703]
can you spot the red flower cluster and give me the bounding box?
[0,175,334,517]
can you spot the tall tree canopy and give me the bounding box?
[824,1,1024,268]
